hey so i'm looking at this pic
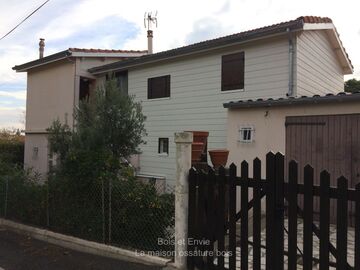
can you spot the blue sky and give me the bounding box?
[0,0,359,129]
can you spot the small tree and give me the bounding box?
[47,78,147,178]
[345,78,360,93]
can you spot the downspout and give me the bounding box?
[287,28,295,97]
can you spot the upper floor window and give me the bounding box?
[115,71,128,95]
[79,77,91,101]
[148,75,170,99]
[222,52,245,91]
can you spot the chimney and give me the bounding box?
[39,38,45,58]
[147,30,153,54]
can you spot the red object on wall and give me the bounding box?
[186,131,209,165]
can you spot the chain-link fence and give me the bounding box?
[0,173,175,257]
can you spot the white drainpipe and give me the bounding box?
[287,28,295,97]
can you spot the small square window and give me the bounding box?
[158,138,169,155]
[239,127,254,143]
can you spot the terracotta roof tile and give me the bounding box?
[299,16,332,23]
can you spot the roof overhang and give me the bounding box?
[12,50,147,72]
[12,50,71,72]
[223,92,360,109]
[70,51,146,58]
[303,23,353,74]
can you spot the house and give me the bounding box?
[13,46,147,174]
[224,92,360,223]
[88,16,352,186]
[14,16,353,186]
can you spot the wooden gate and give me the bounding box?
[187,152,360,269]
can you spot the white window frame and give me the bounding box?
[238,126,255,143]
[158,138,169,156]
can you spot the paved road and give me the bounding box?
[0,228,163,270]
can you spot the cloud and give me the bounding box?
[45,16,140,50]
[0,90,26,100]
[185,17,232,45]
[216,0,231,14]
[0,106,25,129]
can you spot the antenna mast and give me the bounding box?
[144,11,157,54]
[144,11,158,31]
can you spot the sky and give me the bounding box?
[0,0,359,129]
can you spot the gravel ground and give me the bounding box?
[0,227,163,270]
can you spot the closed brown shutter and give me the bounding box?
[148,75,171,99]
[222,52,244,91]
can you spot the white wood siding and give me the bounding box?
[128,37,290,185]
[296,31,344,96]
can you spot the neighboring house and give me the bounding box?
[88,16,352,186]
[14,16,353,186]
[13,47,147,174]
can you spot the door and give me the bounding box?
[285,114,360,225]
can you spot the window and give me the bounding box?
[158,138,169,155]
[222,52,245,91]
[148,75,170,99]
[79,77,91,101]
[115,71,128,95]
[239,127,254,143]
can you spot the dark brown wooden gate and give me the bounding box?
[285,114,360,225]
[187,152,360,269]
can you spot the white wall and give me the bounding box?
[24,133,49,176]
[26,60,76,132]
[296,30,344,96]
[128,36,290,185]
[226,102,360,177]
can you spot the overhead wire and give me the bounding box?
[0,0,51,41]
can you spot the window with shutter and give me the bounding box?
[221,52,245,91]
[148,75,170,99]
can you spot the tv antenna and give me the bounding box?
[144,11,158,31]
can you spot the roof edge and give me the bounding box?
[12,50,71,72]
[223,92,360,109]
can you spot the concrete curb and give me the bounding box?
[0,218,171,267]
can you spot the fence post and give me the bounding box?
[174,132,193,269]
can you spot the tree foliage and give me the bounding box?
[47,78,147,178]
[345,78,360,93]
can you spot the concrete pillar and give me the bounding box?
[174,132,193,269]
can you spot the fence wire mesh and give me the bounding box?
[0,174,175,257]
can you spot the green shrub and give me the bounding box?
[0,167,47,226]
[0,131,24,165]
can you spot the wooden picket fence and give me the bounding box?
[187,152,360,270]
